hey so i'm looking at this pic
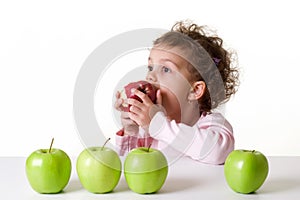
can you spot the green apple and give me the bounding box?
[124,147,168,194]
[25,138,72,194]
[76,138,122,193]
[224,149,269,194]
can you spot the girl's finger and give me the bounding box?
[127,111,139,124]
[115,91,121,98]
[114,98,124,110]
[156,89,163,105]
[129,104,143,114]
[133,89,152,105]
[126,98,144,109]
[120,111,130,119]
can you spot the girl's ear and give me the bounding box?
[188,81,206,101]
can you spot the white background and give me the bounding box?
[1,0,299,157]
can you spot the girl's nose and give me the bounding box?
[146,71,157,83]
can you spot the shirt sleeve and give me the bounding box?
[148,111,234,165]
[115,134,138,156]
[115,128,156,156]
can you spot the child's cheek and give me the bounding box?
[159,88,179,107]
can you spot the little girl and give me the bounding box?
[114,21,239,165]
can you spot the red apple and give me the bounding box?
[120,80,157,112]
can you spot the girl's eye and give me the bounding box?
[162,66,171,73]
[148,66,153,71]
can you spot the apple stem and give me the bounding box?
[48,138,54,153]
[252,150,256,153]
[147,143,152,152]
[102,138,111,150]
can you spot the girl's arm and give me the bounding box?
[149,112,234,165]
[115,90,155,155]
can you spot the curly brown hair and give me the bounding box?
[153,21,239,112]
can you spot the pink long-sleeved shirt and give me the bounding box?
[115,111,234,165]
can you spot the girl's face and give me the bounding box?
[146,47,194,122]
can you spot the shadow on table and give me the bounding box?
[261,178,300,194]
[64,179,83,193]
[64,178,130,193]
[159,177,200,193]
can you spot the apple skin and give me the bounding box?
[76,147,122,193]
[124,147,168,194]
[224,149,269,194]
[121,80,157,112]
[25,148,72,194]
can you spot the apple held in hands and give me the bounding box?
[25,138,72,194]
[76,138,122,193]
[124,146,168,194]
[121,80,157,112]
[224,149,269,194]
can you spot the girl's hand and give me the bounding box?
[120,111,139,136]
[114,91,124,111]
[115,91,139,136]
[127,89,164,130]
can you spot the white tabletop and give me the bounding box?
[1,156,300,199]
